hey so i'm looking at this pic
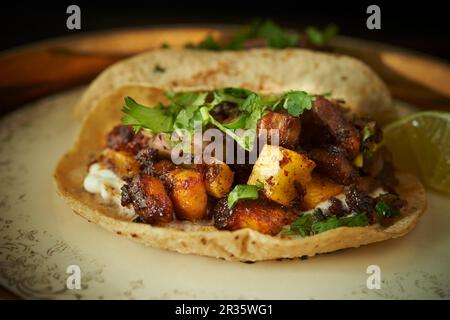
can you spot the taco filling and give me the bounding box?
[82,88,406,237]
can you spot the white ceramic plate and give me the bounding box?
[0,88,449,299]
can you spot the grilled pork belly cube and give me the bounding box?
[166,169,208,221]
[247,145,315,206]
[99,148,140,178]
[308,146,358,185]
[213,198,296,235]
[310,97,361,159]
[301,174,344,210]
[204,161,234,199]
[106,125,150,155]
[121,175,174,224]
[257,111,301,149]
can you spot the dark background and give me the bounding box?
[0,0,449,60]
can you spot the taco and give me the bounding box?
[73,48,396,124]
[55,83,426,262]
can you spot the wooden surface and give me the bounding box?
[0,26,449,299]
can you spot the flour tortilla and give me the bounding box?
[55,86,426,262]
[73,48,396,124]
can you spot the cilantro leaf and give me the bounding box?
[283,91,313,117]
[256,20,299,49]
[305,24,338,47]
[227,184,262,209]
[121,87,313,152]
[283,211,370,237]
[121,97,174,133]
[186,35,221,51]
[272,91,313,117]
[374,194,401,219]
[227,19,299,50]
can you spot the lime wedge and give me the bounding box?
[383,111,450,195]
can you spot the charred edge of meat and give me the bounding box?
[353,116,383,144]
[229,163,253,184]
[121,175,174,224]
[212,197,296,235]
[290,181,305,209]
[309,146,358,185]
[307,97,361,159]
[328,197,347,217]
[107,125,149,154]
[257,111,302,149]
[345,185,374,215]
[210,102,239,123]
[135,147,159,175]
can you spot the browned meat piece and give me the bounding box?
[298,110,333,149]
[213,198,296,235]
[135,147,159,175]
[328,197,347,217]
[345,185,374,214]
[121,175,174,224]
[362,148,384,178]
[210,102,239,122]
[309,146,358,185]
[257,111,302,149]
[106,125,149,155]
[376,148,399,193]
[309,97,361,159]
[354,176,381,193]
[229,163,253,184]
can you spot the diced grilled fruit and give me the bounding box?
[310,97,361,159]
[247,145,315,206]
[121,175,174,224]
[204,161,234,198]
[301,174,344,210]
[166,169,208,221]
[309,146,357,185]
[213,198,296,235]
[99,148,140,178]
[257,111,301,149]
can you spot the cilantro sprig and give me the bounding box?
[227,182,264,209]
[304,24,339,47]
[185,19,338,51]
[282,209,370,237]
[121,88,313,151]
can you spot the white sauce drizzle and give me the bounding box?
[83,163,135,218]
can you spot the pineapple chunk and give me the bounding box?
[247,145,315,206]
[204,161,234,199]
[100,148,140,178]
[302,174,344,210]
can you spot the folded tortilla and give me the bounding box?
[73,48,396,123]
[55,86,426,262]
